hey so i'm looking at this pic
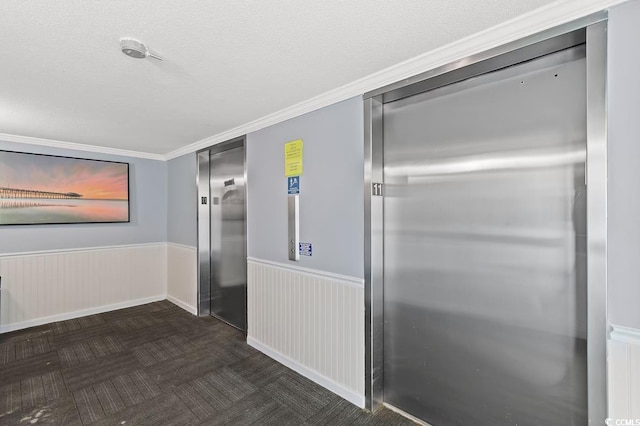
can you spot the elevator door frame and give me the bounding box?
[363,13,608,423]
[197,136,247,329]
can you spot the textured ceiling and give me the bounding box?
[0,0,563,155]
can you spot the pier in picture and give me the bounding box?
[0,150,129,225]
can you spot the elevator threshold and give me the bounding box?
[209,312,245,332]
[383,403,433,426]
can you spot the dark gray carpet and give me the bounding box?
[0,301,414,425]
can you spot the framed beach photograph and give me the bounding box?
[0,150,130,225]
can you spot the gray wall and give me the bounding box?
[167,153,197,247]
[247,97,364,279]
[0,140,167,254]
[3,4,637,326]
[608,2,640,330]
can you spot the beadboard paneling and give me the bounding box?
[609,325,640,419]
[167,243,197,314]
[247,258,364,407]
[0,243,167,333]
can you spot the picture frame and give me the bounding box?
[0,150,130,225]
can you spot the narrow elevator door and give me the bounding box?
[209,145,246,330]
[382,46,587,425]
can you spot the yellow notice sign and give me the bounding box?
[284,139,303,177]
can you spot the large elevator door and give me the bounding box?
[382,46,587,425]
[209,145,246,330]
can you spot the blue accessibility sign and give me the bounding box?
[288,176,300,195]
[299,242,312,256]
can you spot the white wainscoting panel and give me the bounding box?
[0,243,167,333]
[247,258,364,407]
[167,243,197,315]
[609,325,640,419]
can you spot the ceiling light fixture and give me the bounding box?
[120,38,163,61]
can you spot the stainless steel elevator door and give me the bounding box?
[210,145,246,330]
[382,46,587,426]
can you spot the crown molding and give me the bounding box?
[0,132,165,161]
[2,0,625,162]
[165,0,624,160]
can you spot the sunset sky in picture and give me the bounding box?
[0,151,128,200]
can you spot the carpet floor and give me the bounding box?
[0,301,414,425]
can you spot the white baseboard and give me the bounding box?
[167,243,197,316]
[167,295,197,315]
[247,336,365,409]
[0,294,166,334]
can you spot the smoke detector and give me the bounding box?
[120,38,163,60]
